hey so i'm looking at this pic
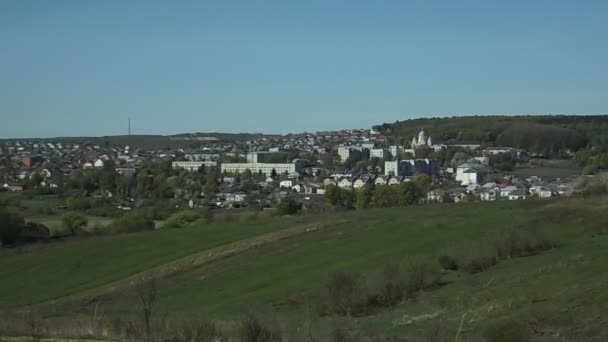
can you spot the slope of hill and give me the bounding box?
[1,197,607,341]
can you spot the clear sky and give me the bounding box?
[1,1,607,138]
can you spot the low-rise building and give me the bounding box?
[221,162,298,176]
[172,161,217,172]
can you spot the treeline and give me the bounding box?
[374,115,608,156]
[324,174,433,210]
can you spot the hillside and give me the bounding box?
[1,197,607,341]
[374,115,608,154]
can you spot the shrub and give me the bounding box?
[493,225,558,259]
[458,245,498,274]
[274,196,301,216]
[60,212,88,235]
[0,209,25,246]
[482,318,530,342]
[20,222,50,243]
[438,254,458,271]
[106,212,155,234]
[324,271,365,315]
[162,210,205,229]
[239,307,281,342]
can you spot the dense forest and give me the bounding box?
[374,115,608,156]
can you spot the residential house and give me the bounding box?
[338,177,353,189]
[480,189,500,201]
[374,176,388,185]
[388,176,407,185]
[426,189,448,203]
[508,190,528,200]
[455,162,488,186]
[280,180,294,188]
[353,175,376,189]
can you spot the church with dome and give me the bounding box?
[411,128,433,149]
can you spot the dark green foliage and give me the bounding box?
[573,146,608,172]
[373,185,399,208]
[0,209,25,246]
[239,308,281,342]
[60,212,88,236]
[0,210,49,245]
[323,260,439,316]
[482,318,530,342]
[356,185,374,209]
[274,196,301,216]
[489,153,516,171]
[325,185,355,209]
[438,254,458,271]
[324,271,364,316]
[396,182,417,206]
[20,222,50,243]
[441,225,558,274]
[106,212,155,234]
[374,115,601,156]
[162,210,206,229]
[492,224,559,259]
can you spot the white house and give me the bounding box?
[94,159,105,168]
[280,180,294,188]
[353,175,375,189]
[338,177,353,189]
[455,162,488,186]
[508,190,528,200]
[480,189,500,201]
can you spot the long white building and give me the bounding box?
[221,162,297,175]
[172,161,217,172]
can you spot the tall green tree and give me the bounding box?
[356,184,374,209]
[372,185,399,208]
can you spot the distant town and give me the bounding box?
[0,125,589,217]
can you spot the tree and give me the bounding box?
[275,195,300,215]
[20,222,50,242]
[270,168,278,178]
[204,167,218,198]
[412,174,432,195]
[324,184,341,206]
[106,212,155,234]
[356,185,374,209]
[489,153,516,171]
[372,185,399,208]
[0,209,25,246]
[397,182,417,206]
[61,212,88,235]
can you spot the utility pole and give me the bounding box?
[128,117,131,136]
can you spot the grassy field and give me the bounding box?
[1,197,607,341]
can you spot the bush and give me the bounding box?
[162,210,205,229]
[324,260,439,316]
[20,222,50,243]
[239,307,281,342]
[0,209,25,246]
[106,212,155,234]
[324,271,365,315]
[493,225,558,259]
[457,245,499,274]
[60,212,88,236]
[438,254,458,271]
[482,318,530,342]
[274,196,301,216]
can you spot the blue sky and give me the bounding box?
[1,1,607,138]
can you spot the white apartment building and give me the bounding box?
[370,148,386,159]
[221,163,296,175]
[172,161,217,172]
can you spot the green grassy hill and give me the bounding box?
[1,197,607,341]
